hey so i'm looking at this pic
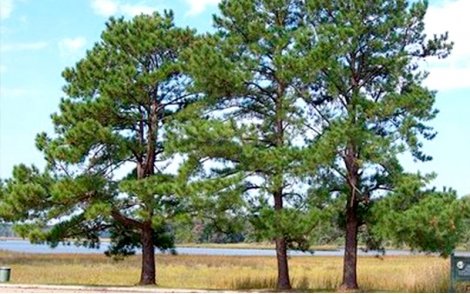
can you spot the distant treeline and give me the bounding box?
[0,223,16,237]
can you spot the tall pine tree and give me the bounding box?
[0,12,195,285]
[299,0,455,289]
[179,0,323,289]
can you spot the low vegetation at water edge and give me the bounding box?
[2,251,469,292]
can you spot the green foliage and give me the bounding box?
[0,165,54,222]
[177,0,330,255]
[250,206,324,251]
[371,188,466,256]
[459,195,470,250]
[1,11,197,284]
[298,0,458,258]
[105,221,175,259]
[0,164,110,248]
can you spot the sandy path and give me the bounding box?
[0,284,233,293]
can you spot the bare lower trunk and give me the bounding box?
[139,223,156,285]
[273,189,291,290]
[340,205,359,290]
[340,140,361,291]
[275,236,291,289]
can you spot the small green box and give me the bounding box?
[0,267,10,283]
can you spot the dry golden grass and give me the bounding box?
[177,242,339,251]
[1,250,467,292]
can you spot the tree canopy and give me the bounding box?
[0,11,196,285]
[174,0,329,288]
[297,0,457,289]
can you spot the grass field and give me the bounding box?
[1,250,468,292]
[177,242,340,251]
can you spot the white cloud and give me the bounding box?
[90,0,156,17]
[0,65,6,74]
[424,0,470,90]
[0,87,30,98]
[91,0,118,17]
[185,0,219,16]
[120,4,155,16]
[58,37,87,58]
[0,41,48,52]
[0,0,13,20]
[424,67,470,91]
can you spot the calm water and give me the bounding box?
[1,239,468,256]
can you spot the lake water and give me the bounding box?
[1,239,469,256]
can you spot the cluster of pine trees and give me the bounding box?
[1,0,469,290]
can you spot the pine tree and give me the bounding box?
[178,0,324,289]
[0,12,195,285]
[299,0,455,289]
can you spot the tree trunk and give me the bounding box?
[272,78,290,290]
[340,140,360,291]
[340,203,359,290]
[275,236,291,289]
[273,190,291,290]
[139,223,156,285]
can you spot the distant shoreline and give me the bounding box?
[0,237,337,251]
[1,237,468,252]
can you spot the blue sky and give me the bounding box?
[0,0,469,196]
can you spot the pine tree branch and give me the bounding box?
[111,209,142,229]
